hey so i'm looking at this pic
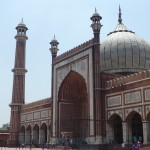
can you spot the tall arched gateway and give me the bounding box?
[58,71,88,140]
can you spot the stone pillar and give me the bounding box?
[143,121,148,144]
[38,129,40,144]
[147,121,150,144]
[128,122,132,144]
[106,123,114,143]
[122,122,129,144]
[24,130,27,144]
[31,130,34,145]
[47,128,50,143]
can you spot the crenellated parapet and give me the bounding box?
[21,97,52,110]
[106,70,150,89]
[53,39,93,63]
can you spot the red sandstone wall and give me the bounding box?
[20,98,52,127]
[53,39,93,63]
[105,70,150,90]
[21,97,51,113]
[0,130,9,146]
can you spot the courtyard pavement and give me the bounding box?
[1,146,150,150]
[0,148,72,150]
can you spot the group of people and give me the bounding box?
[122,136,142,150]
[49,136,73,149]
[122,142,140,150]
[62,136,73,146]
[131,136,142,150]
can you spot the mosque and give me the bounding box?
[7,7,150,149]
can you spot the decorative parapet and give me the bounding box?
[21,97,52,110]
[53,39,94,63]
[106,70,150,89]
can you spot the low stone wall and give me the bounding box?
[0,130,9,146]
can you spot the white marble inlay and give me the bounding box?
[41,110,48,118]
[107,95,121,107]
[21,114,26,121]
[125,91,141,104]
[26,113,33,120]
[145,89,150,101]
[34,112,40,119]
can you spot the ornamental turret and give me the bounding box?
[90,8,102,43]
[7,19,28,147]
[49,35,59,59]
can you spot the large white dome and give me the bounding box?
[100,23,150,74]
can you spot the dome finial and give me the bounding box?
[118,5,122,24]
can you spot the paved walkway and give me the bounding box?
[0,148,70,150]
[1,146,150,150]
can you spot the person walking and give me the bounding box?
[122,142,125,149]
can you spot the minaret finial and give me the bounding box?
[21,18,23,23]
[54,34,55,39]
[95,7,97,12]
[118,5,122,24]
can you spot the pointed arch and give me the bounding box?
[107,113,123,144]
[19,126,25,144]
[125,110,142,121]
[125,111,143,143]
[40,123,47,129]
[20,125,25,130]
[33,124,39,130]
[33,124,39,144]
[58,71,87,102]
[26,125,32,144]
[26,124,32,131]
[108,113,122,121]
[58,71,88,139]
[40,123,47,144]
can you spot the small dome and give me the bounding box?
[92,10,100,17]
[91,8,102,20]
[17,19,26,27]
[51,38,58,43]
[100,23,150,74]
[50,35,59,44]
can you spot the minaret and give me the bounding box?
[49,35,59,60]
[49,36,59,143]
[7,19,28,147]
[90,9,103,143]
[49,35,59,98]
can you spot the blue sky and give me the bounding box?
[0,0,150,127]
